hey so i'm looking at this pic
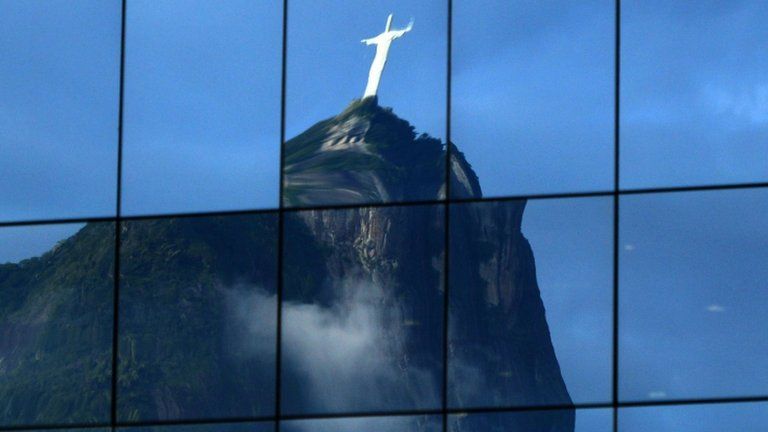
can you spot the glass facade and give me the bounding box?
[121,0,282,215]
[1,1,766,432]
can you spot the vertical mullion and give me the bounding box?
[442,0,453,431]
[275,0,289,431]
[612,0,621,431]
[111,0,128,428]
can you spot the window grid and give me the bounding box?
[1,0,767,431]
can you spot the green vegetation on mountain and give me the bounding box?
[117,215,278,422]
[0,216,279,425]
[0,222,114,424]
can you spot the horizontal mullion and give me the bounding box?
[2,396,768,431]
[4,180,768,228]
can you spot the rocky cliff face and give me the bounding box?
[449,201,574,431]
[282,98,573,428]
[0,99,572,430]
[282,204,445,413]
[283,96,481,206]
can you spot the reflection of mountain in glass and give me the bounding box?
[449,200,573,431]
[117,215,278,422]
[283,97,480,206]
[282,204,445,414]
[0,223,114,425]
[0,99,571,431]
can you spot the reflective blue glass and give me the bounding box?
[620,189,768,401]
[622,0,768,188]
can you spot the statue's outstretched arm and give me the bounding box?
[361,37,377,45]
[391,19,414,39]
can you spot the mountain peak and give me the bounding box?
[283,99,481,207]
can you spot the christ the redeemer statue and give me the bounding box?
[361,14,413,98]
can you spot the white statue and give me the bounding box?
[361,14,413,98]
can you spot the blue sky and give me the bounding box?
[619,188,768,402]
[121,0,282,215]
[622,0,768,189]
[452,0,615,198]
[3,0,767,220]
[619,402,768,431]
[0,0,120,222]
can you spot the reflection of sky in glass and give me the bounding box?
[287,0,446,140]
[449,408,612,432]
[620,402,768,431]
[122,0,282,215]
[0,1,120,222]
[281,415,440,432]
[620,189,768,401]
[453,0,614,198]
[622,0,768,188]
[523,198,613,403]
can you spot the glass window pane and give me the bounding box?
[281,204,445,414]
[0,223,115,426]
[619,402,768,432]
[122,423,273,432]
[282,415,440,432]
[620,189,768,401]
[622,1,768,189]
[0,1,120,222]
[449,408,612,431]
[117,214,278,422]
[284,0,447,207]
[449,198,613,408]
[452,0,615,198]
[122,0,282,215]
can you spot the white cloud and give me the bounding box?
[706,304,725,313]
[225,279,440,414]
[703,83,768,124]
[223,285,276,362]
[281,279,440,413]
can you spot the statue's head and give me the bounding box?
[385,14,394,32]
